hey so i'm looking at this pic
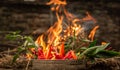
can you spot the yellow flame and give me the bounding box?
[35,35,46,51]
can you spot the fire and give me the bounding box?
[88,25,99,41]
[46,0,67,11]
[82,12,97,23]
[46,0,67,5]
[33,0,99,60]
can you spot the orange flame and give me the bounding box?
[46,0,67,5]
[88,25,99,41]
[82,12,96,23]
[46,0,67,11]
[101,42,107,45]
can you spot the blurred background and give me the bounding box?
[0,0,119,52]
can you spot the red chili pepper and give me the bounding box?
[53,53,62,59]
[37,48,45,59]
[38,48,43,55]
[71,50,77,59]
[59,43,65,58]
[64,51,72,59]
[46,46,53,59]
[38,55,45,59]
[63,50,77,59]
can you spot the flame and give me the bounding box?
[101,42,107,45]
[63,21,82,39]
[88,25,99,41]
[46,0,67,11]
[63,9,82,39]
[82,12,96,23]
[35,12,64,60]
[46,0,67,5]
[26,53,33,60]
[35,35,46,51]
[35,0,65,50]
[33,0,99,60]
[35,0,67,60]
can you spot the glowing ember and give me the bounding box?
[34,0,99,60]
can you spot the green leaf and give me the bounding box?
[76,52,80,57]
[25,36,34,43]
[12,31,21,35]
[80,47,87,50]
[82,39,91,42]
[12,54,19,63]
[23,40,28,47]
[92,43,110,55]
[17,47,24,52]
[25,36,36,46]
[80,43,110,58]
[27,45,36,48]
[88,40,97,48]
[97,50,120,58]
[12,47,25,63]
[6,34,16,40]
[65,45,72,53]
[6,33,23,40]
[80,46,98,56]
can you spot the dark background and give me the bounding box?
[0,0,119,51]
